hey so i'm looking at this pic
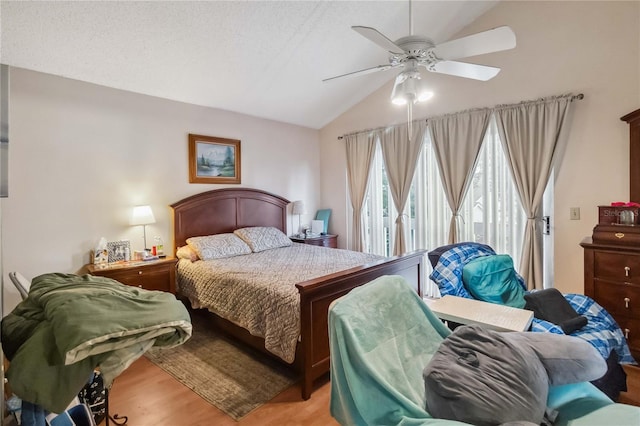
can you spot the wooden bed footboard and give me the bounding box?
[296,249,426,399]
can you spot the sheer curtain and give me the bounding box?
[458,119,526,262]
[345,131,378,252]
[494,95,574,289]
[429,109,492,244]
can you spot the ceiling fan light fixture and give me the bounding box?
[417,86,434,102]
[390,73,432,106]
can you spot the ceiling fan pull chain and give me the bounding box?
[409,0,413,36]
[407,102,413,137]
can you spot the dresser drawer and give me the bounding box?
[105,268,172,292]
[594,251,640,284]
[612,316,640,356]
[87,258,177,293]
[306,238,336,248]
[593,280,640,319]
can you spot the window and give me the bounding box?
[363,118,526,296]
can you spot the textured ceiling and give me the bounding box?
[1,1,498,129]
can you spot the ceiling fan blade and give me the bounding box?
[351,26,404,54]
[322,64,398,82]
[428,61,501,81]
[432,26,516,61]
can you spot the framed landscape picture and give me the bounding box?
[188,134,241,184]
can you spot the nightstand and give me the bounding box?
[86,257,178,294]
[290,234,338,248]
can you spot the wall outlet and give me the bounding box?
[570,207,580,220]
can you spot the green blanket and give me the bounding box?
[2,273,192,413]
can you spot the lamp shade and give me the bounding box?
[130,205,156,226]
[292,200,306,215]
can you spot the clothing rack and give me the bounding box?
[104,388,128,425]
[8,274,128,426]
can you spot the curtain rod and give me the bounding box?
[337,93,584,140]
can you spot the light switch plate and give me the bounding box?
[570,207,580,220]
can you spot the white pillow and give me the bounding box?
[186,233,251,260]
[233,227,292,253]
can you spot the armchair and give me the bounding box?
[328,275,640,425]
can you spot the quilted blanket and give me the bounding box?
[177,243,383,363]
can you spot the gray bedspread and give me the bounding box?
[177,243,383,362]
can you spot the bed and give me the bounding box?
[170,187,427,399]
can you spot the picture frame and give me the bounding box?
[107,240,131,263]
[188,134,241,184]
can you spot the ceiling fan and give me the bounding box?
[324,9,516,106]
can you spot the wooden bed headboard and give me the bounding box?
[170,188,290,251]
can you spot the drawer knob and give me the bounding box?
[624,266,630,277]
[624,328,630,339]
[138,285,143,288]
[138,271,143,275]
[624,297,631,309]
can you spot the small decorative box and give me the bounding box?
[598,205,639,225]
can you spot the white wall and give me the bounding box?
[2,68,320,312]
[319,1,640,294]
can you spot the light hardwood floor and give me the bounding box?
[619,364,640,407]
[100,357,339,426]
[101,356,640,425]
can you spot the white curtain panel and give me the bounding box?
[428,109,492,244]
[345,131,379,252]
[494,95,574,290]
[380,121,427,255]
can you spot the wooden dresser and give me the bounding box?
[86,257,178,294]
[581,238,640,361]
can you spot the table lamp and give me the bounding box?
[292,200,306,237]
[130,205,155,250]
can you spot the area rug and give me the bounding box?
[145,314,298,420]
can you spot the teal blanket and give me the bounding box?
[328,275,640,426]
[2,273,192,413]
[329,275,464,425]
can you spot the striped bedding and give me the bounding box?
[177,243,383,363]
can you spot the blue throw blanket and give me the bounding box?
[429,244,636,365]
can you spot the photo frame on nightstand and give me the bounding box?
[107,240,131,263]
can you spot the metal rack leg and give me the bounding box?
[104,388,128,425]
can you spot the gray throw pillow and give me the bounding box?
[424,325,549,426]
[423,325,607,426]
[502,331,607,386]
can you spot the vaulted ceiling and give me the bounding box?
[1,1,498,129]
